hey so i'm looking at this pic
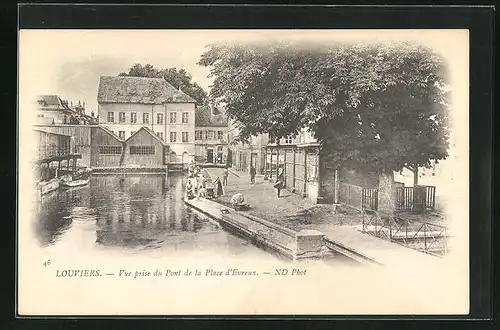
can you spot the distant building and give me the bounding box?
[97,75,196,164]
[36,95,74,124]
[227,120,269,174]
[35,95,98,125]
[67,100,98,125]
[194,105,229,164]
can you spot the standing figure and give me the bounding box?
[186,179,195,199]
[250,165,256,184]
[222,167,229,186]
[214,177,224,197]
[273,168,284,198]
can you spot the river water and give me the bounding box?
[33,173,280,261]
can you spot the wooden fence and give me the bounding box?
[425,186,436,210]
[339,182,379,210]
[362,188,379,211]
[396,185,436,211]
[396,187,414,211]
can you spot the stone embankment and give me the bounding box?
[184,196,329,260]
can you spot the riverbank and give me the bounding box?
[207,167,446,231]
[204,167,445,265]
[206,167,364,231]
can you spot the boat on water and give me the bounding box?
[39,178,60,195]
[60,177,90,188]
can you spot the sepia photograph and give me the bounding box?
[18,29,470,316]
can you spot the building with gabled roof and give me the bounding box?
[194,105,229,164]
[36,95,98,125]
[36,95,75,124]
[97,75,196,164]
[122,126,169,168]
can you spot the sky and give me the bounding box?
[20,29,467,114]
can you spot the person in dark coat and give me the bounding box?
[250,166,256,184]
[274,169,284,197]
[214,177,224,197]
[222,167,229,186]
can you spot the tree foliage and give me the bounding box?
[119,64,208,104]
[198,42,451,173]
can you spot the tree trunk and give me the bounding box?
[413,164,419,186]
[378,168,396,214]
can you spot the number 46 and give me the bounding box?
[43,259,51,267]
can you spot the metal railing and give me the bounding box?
[361,209,448,256]
[38,145,71,159]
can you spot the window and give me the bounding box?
[99,146,122,155]
[170,132,177,142]
[195,130,203,140]
[107,112,114,123]
[206,130,214,140]
[170,112,177,123]
[217,131,223,140]
[130,146,155,155]
[157,132,164,140]
[130,131,136,137]
[182,112,188,123]
[217,146,223,152]
[157,113,164,125]
[143,112,149,124]
[285,136,293,144]
[37,114,44,118]
[131,113,137,123]
[119,112,126,123]
[182,132,189,142]
[118,131,125,139]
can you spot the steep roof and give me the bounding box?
[125,126,167,146]
[35,117,55,125]
[37,95,64,108]
[195,105,228,127]
[97,76,196,104]
[98,125,124,142]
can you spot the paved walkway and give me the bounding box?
[204,167,318,223]
[206,167,441,267]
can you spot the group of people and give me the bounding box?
[186,163,227,199]
[186,164,206,199]
[185,162,284,200]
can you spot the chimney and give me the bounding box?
[83,101,86,109]
[91,112,95,117]
[78,100,81,106]
[70,101,73,107]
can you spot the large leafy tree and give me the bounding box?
[119,64,208,104]
[198,42,450,183]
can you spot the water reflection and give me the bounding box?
[33,173,276,258]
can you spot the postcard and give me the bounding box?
[18,29,469,316]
